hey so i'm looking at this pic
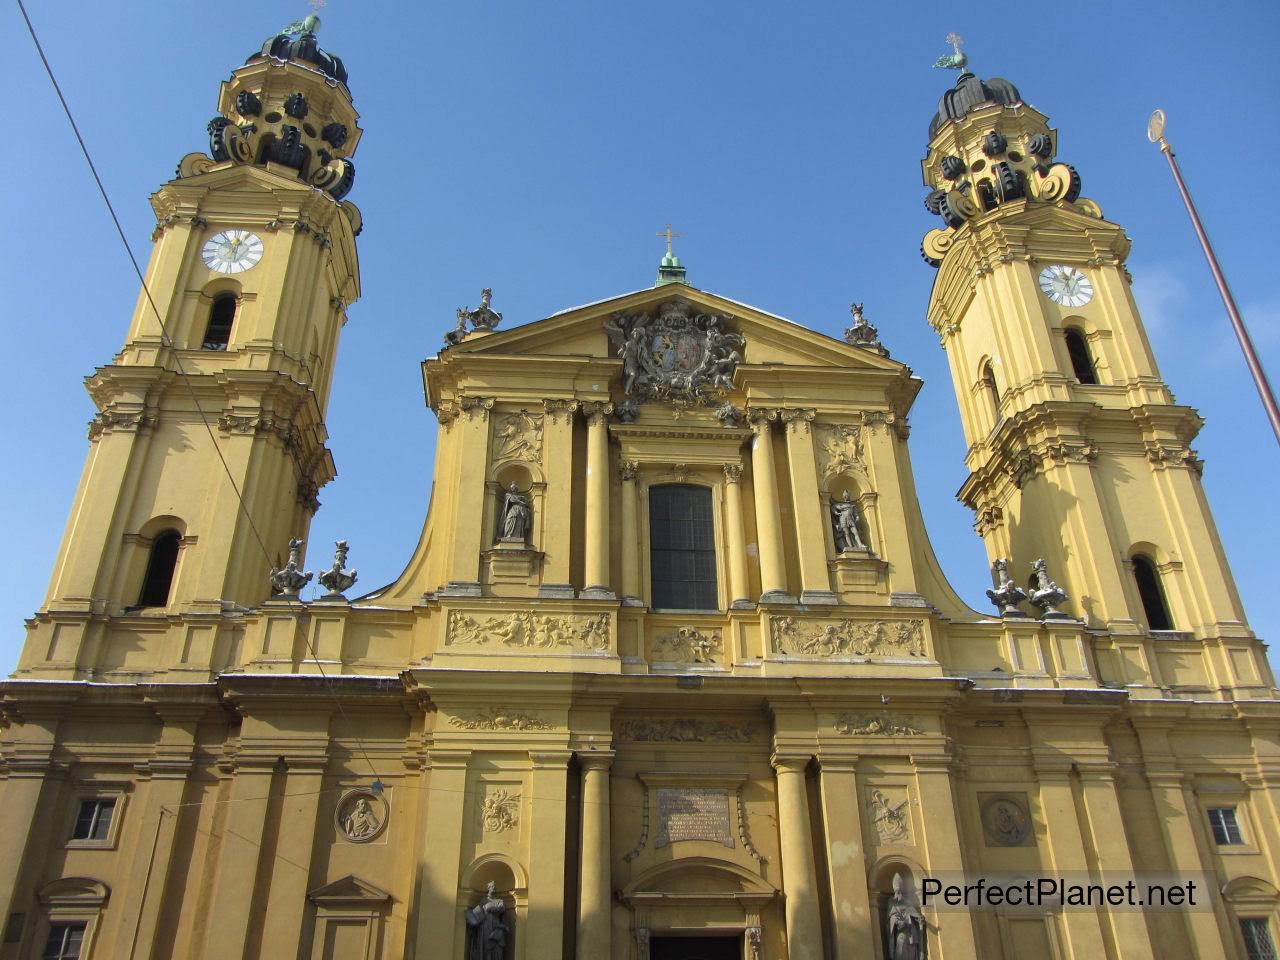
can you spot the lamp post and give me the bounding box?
[1147,109,1280,445]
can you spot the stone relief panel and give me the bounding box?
[651,627,721,664]
[770,617,927,658]
[867,787,913,845]
[654,788,734,849]
[335,788,389,844]
[479,788,521,834]
[816,423,866,480]
[492,410,543,464]
[617,718,756,742]
[979,792,1035,847]
[445,610,610,651]
[447,707,552,731]
[834,712,923,736]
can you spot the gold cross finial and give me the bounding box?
[309,0,326,12]
[657,223,680,257]
[945,32,964,56]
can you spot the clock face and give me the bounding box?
[1038,264,1093,307]
[202,229,264,274]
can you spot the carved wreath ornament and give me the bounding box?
[604,300,744,406]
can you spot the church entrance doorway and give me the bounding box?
[650,934,743,960]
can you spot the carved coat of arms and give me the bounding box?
[604,301,744,405]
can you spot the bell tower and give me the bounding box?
[36,18,362,634]
[920,66,1255,649]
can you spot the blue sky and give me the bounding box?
[2,1,1277,674]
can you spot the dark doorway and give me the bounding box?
[650,934,742,960]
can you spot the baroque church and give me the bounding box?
[2,16,1278,960]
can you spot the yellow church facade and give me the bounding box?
[2,21,1278,960]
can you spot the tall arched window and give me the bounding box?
[202,294,236,350]
[981,362,1002,426]
[1064,328,1098,384]
[138,531,181,608]
[648,484,717,610]
[1131,554,1173,630]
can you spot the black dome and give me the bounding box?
[929,73,1021,139]
[249,32,348,85]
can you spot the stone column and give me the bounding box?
[413,750,470,960]
[442,398,493,595]
[577,753,613,959]
[772,756,824,960]
[582,403,614,598]
[749,411,789,602]
[203,761,276,959]
[1144,771,1231,959]
[781,409,837,605]
[0,711,60,930]
[539,400,579,598]
[817,759,873,959]
[257,757,328,959]
[912,757,979,960]
[1076,763,1157,959]
[1033,760,1110,958]
[527,752,573,960]
[722,464,751,607]
[619,460,642,605]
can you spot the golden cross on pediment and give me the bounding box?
[657,223,681,257]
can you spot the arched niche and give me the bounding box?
[485,462,544,550]
[868,857,927,960]
[119,515,193,613]
[459,854,526,960]
[821,473,878,558]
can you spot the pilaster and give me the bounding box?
[771,754,823,960]
[817,759,873,959]
[619,460,642,606]
[722,463,752,608]
[582,403,614,598]
[412,749,470,960]
[782,409,837,605]
[911,756,979,960]
[540,399,579,598]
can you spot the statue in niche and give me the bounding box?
[466,881,509,960]
[831,491,868,552]
[499,483,531,543]
[886,872,924,960]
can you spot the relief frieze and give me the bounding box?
[492,410,543,463]
[834,712,924,736]
[652,627,721,664]
[447,707,552,731]
[770,617,926,658]
[446,609,610,651]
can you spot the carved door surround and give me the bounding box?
[621,857,776,960]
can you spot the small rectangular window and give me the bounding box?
[42,923,85,960]
[1242,919,1278,960]
[1208,807,1244,845]
[72,798,115,842]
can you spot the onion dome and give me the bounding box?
[929,73,1021,140]
[250,27,348,86]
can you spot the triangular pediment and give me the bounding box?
[441,283,903,372]
[308,874,392,906]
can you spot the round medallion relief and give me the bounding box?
[981,795,1031,847]
[335,788,389,843]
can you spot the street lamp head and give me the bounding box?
[1147,109,1167,144]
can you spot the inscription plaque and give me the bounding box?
[654,787,734,849]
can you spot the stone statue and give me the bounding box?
[317,539,358,600]
[269,538,313,599]
[985,557,1028,617]
[1027,558,1069,618]
[831,491,868,552]
[342,797,380,841]
[466,881,508,960]
[500,483,531,543]
[887,872,924,960]
[844,302,889,357]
